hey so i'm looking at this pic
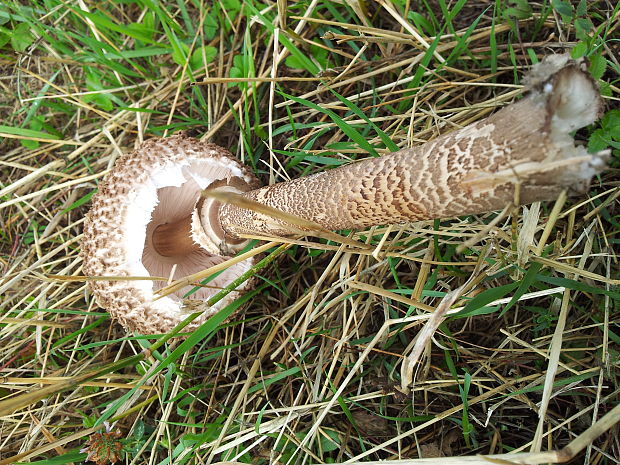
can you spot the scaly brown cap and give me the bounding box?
[81,134,259,334]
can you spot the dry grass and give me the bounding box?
[0,1,619,464]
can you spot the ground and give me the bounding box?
[0,1,619,465]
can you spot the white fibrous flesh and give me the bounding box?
[546,68,608,184]
[123,158,253,310]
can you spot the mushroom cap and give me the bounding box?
[81,135,260,334]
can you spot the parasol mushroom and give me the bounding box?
[82,54,608,334]
[81,137,260,334]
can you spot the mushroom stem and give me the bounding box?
[152,216,199,257]
[211,56,608,250]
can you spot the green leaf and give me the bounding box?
[575,17,593,40]
[83,69,113,111]
[599,81,612,97]
[254,122,267,140]
[504,7,530,20]
[588,129,609,153]
[255,404,268,434]
[223,0,241,10]
[21,116,44,149]
[408,11,435,36]
[327,87,399,152]
[601,110,620,134]
[204,13,218,40]
[446,11,483,64]
[456,282,520,317]
[285,53,305,70]
[334,393,362,440]
[133,419,145,441]
[0,29,10,48]
[510,371,599,396]
[10,22,35,52]
[571,42,588,58]
[170,36,189,67]
[588,54,607,79]
[404,31,442,97]
[286,43,328,70]
[552,0,574,18]
[320,429,341,453]
[60,190,96,214]
[504,0,533,20]
[142,10,156,39]
[245,2,319,74]
[588,110,620,152]
[502,262,543,314]
[576,0,588,16]
[537,275,620,300]
[162,364,174,400]
[127,22,155,41]
[248,366,301,394]
[228,53,251,87]
[189,45,217,71]
[278,90,380,157]
[444,350,458,378]
[0,124,58,140]
[77,9,156,44]
[17,450,87,465]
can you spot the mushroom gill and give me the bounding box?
[141,159,254,302]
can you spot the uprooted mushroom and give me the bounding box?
[81,54,609,334]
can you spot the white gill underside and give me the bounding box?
[121,158,253,310]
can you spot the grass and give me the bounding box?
[0,0,619,464]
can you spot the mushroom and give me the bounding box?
[213,55,608,242]
[81,137,260,334]
[82,54,608,333]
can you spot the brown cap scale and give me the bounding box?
[81,135,259,334]
[215,55,608,248]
